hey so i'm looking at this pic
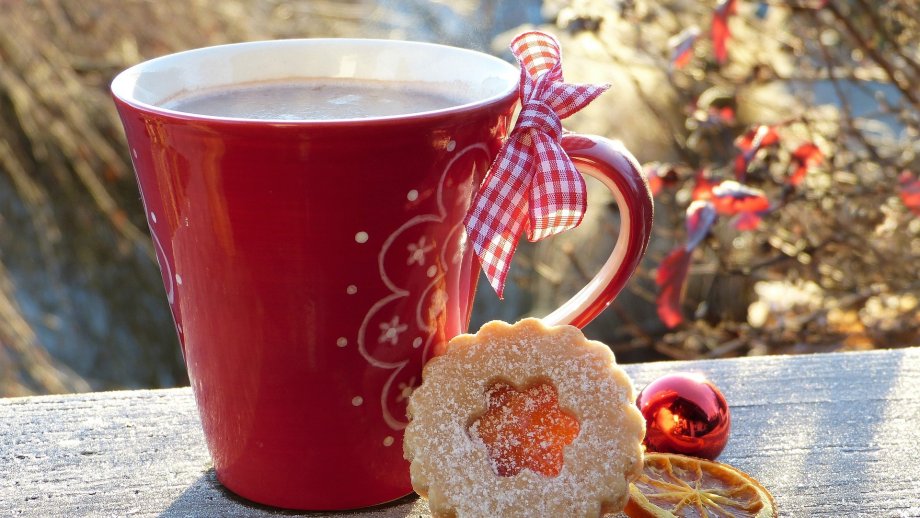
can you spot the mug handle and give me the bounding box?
[540,134,654,328]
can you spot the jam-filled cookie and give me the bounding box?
[404,318,645,518]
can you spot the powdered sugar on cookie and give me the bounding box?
[403,318,645,518]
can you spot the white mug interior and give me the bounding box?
[111,39,519,122]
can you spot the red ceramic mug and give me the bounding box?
[111,39,653,510]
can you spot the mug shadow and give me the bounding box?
[159,469,429,517]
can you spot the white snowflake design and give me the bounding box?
[378,316,408,345]
[357,142,491,431]
[406,236,435,266]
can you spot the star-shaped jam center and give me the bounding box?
[468,381,580,478]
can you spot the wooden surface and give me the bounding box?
[2,348,919,517]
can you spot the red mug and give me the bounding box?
[112,39,653,510]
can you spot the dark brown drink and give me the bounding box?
[163,77,471,120]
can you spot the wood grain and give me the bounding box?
[2,348,918,517]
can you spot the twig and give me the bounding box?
[851,0,920,81]
[823,1,919,107]
[813,31,887,165]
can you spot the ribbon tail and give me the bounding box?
[463,141,534,299]
[469,228,521,300]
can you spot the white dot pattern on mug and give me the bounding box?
[383,436,395,447]
[346,285,358,295]
[175,274,183,285]
[352,396,363,407]
[355,231,369,243]
[337,337,348,348]
[354,142,490,433]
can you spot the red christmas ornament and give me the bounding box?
[636,372,731,460]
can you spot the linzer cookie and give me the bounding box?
[403,318,645,518]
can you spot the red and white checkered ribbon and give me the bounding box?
[464,31,609,298]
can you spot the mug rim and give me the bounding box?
[111,38,520,126]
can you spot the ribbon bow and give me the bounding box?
[463,31,609,298]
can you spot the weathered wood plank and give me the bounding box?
[2,348,919,517]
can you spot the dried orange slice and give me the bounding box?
[624,453,776,518]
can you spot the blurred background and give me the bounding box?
[0,0,917,397]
